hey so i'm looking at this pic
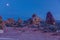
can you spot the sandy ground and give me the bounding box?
[0,27,60,40]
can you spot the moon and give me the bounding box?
[6,3,10,6]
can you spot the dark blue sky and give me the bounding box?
[0,0,60,20]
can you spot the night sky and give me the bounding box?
[0,0,60,20]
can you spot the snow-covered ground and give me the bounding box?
[0,27,60,40]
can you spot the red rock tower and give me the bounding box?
[46,12,55,25]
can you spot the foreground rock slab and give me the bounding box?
[0,27,60,40]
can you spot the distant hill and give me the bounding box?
[56,20,60,23]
